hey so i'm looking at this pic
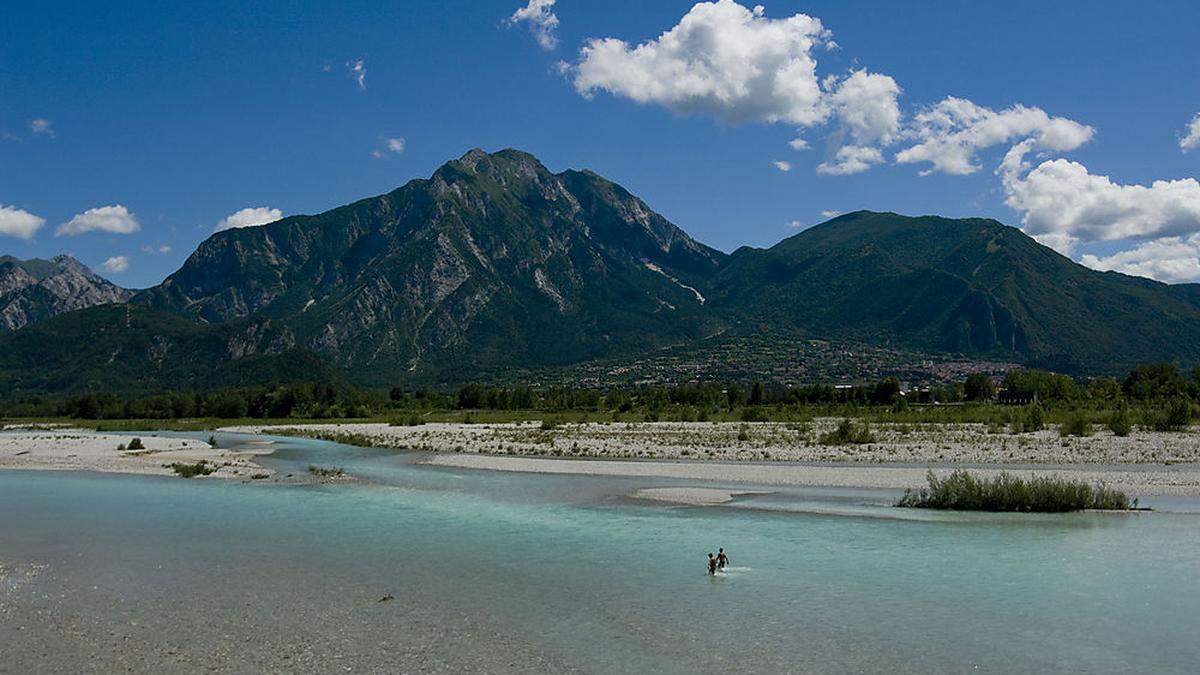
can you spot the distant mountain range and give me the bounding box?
[0,254,132,331]
[2,148,1198,393]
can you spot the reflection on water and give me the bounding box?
[1,432,1197,673]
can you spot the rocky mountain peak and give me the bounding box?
[0,255,133,331]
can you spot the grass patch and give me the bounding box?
[307,465,345,478]
[166,461,216,478]
[896,470,1135,512]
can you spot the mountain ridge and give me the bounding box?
[2,149,1198,393]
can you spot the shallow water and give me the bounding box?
[1,433,1198,673]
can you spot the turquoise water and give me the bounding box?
[2,433,1198,672]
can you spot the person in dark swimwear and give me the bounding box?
[707,553,718,575]
[717,548,729,570]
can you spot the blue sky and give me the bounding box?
[2,0,1199,288]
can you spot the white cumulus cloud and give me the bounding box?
[567,1,905,175]
[773,160,792,172]
[826,69,902,147]
[0,205,46,240]
[1181,113,1200,152]
[820,209,842,219]
[101,255,129,273]
[56,205,140,237]
[214,206,283,232]
[817,145,883,175]
[571,1,833,127]
[509,0,559,51]
[1081,235,1200,284]
[1000,140,1200,252]
[896,97,1094,175]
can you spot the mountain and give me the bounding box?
[136,148,725,384]
[0,255,132,331]
[2,151,1199,394]
[709,211,1200,371]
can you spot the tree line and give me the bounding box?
[1,362,1197,421]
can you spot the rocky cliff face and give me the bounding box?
[0,255,133,330]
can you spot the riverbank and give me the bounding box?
[211,420,1200,497]
[222,419,1200,465]
[6,422,1198,497]
[0,427,274,479]
[423,453,1200,497]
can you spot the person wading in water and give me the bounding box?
[717,548,729,571]
[707,553,718,575]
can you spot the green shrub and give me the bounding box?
[896,470,1132,512]
[739,407,768,423]
[390,414,425,427]
[1166,398,1193,431]
[736,424,750,442]
[1108,403,1132,437]
[167,461,216,478]
[307,465,344,478]
[1144,398,1193,432]
[126,437,145,450]
[1019,404,1044,433]
[540,418,560,431]
[1059,413,1093,437]
[819,418,874,445]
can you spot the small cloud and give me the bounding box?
[0,204,46,240]
[508,0,559,51]
[372,136,406,158]
[817,145,884,175]
[1181,113,1200,153]
[214,206,283,232]
[141,244,173,254]
[820,210,842,219]
[56,205,140,237]
[347,59,366,90]
[101,255,129,273]
[773,160,792,172]
[321,63,333,72]
[788,220,805,228]
[29,118,55,138]
[788,137,810,151]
